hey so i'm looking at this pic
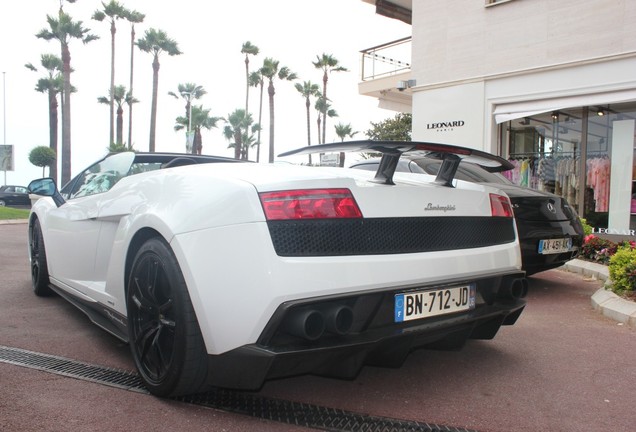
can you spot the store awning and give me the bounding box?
[493,89,636,123]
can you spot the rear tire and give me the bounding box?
[30,219,53,296]
[126,237,209,397]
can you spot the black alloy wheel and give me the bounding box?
[127,237,208,397]
[30,219,53,296]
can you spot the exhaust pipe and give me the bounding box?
[323,305,354,335]
[283,309,325,341]
[498,277,528,300]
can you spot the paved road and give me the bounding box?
[1,223,635,432]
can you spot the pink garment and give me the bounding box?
[586,158,610,212]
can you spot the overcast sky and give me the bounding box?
[0,0,410,186]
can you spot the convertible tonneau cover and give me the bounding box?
[280,140,513,187]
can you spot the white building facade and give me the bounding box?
[361,0,636,234]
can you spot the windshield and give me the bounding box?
[65,152,136,199]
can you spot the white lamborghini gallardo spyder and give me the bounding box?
[27,141,527,397]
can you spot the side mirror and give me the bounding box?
[28,178,56,196]
[28,178,65,207]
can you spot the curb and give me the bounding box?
[0,219,29,225]
[561,259,636,329]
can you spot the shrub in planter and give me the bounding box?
[608,245,636,295]
[580,235,617,264]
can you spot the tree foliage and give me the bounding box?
[366,113,412,141]
[29,146,57,177]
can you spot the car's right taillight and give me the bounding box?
[490,193,514,218]
[259,188,363,221]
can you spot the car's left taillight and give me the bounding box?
[259,188,363,220]
[490,193,514,218]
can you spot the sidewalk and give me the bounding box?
[561,259,636,329]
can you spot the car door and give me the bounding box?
[45,152,134,301]
[14,186,30,205]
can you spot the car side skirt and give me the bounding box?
[47,282,129,343]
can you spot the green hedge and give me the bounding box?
[608,246,636,294]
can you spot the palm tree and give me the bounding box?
[241,41,259,120]
[245,123,261,161]
[260,57,297,163]
[168,83,206,154]
[249,70,264,162]
[334,122,358,167]
[222,109,257,160]
[36,9,98,184]
[313,53,348,144]
[295,80,321,165]
[137,28,182,152]
[125,9,145,150]
[25,54,64,184]
[92,0,129,148]
[314,96,338,147]
[174,105,220,155]
[98,85,137,147]
[240,128,259,161]
[122,91,138,148]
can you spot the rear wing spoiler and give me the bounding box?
[279,140,513,187]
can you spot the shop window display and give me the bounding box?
[501,102,636,235]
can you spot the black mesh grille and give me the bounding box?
[267,217,515,256]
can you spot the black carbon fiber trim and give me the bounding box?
[1,345,479,432]
[268,216,515,256]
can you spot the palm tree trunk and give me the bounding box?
[256,81,264,163]
[305,98,312,165]
[194,129,202,155]
[268,80,275,163]
[321,73,328,144]
[244,56,249,124]
[116,105,124,145]
[48,90,58,184]
[109,20,116,147]
[149,55,159,152]
[61,43,72,185]
[127,24,135,149]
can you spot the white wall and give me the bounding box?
[411,0,636,86]
[412,82,485,148]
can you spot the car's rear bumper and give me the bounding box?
[517,219,583,274]
[204,272,526,390]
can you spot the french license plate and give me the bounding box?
[538,238,572,254]
[394,284,476,322]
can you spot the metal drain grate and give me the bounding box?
[1,345,478,432]
[0,345,146,392]
[180,390,477,432]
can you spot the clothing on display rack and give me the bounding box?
[506,153,611,214]
[506,155,579,208]
[586,156,610,212]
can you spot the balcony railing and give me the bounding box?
[360,37,411,81]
